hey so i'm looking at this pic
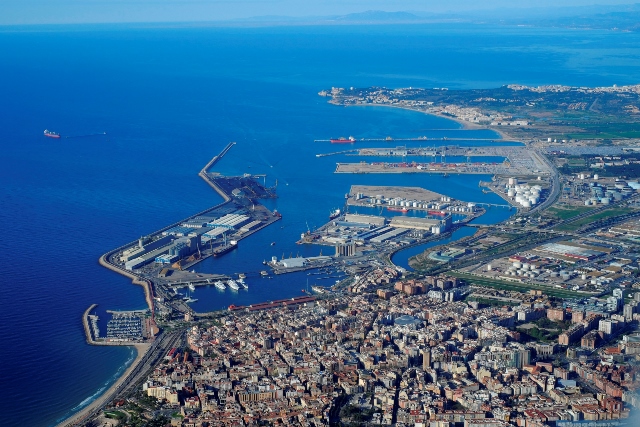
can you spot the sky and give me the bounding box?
[1,0,639,26]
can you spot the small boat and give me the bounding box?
[227,280,240,291]
[270,242,276,246]
[188,283,196,291]
[184,298,198,303]
[214,281,226,290]
[329,208,341,220]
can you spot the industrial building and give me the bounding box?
[344,214,386,227]
[121,235,175,262]
[390,215,451,233]
[124,235,200,270]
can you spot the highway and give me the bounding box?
[528,149,561,215]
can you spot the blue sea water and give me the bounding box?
[2,23,640,426]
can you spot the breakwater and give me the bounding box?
[98,142,238,316]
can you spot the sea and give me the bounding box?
[1,23,640,426]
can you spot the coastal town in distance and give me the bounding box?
[61,83,640,427]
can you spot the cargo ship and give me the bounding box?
[428,210,447,217]
[387,207,408,213]
[329,208,341,220]
[44,129,61,139]
[330,136,356,144]
[213,241,237,257]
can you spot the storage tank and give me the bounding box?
[513,261,522,268]
[522,200,531,208]
[594,174,599,180]
[522,263,530,271]
[551,272,559,278]
[601,198,611,205]
[487,264,492,271]
[581,274,587,280]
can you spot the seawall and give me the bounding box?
[97,142,238,319]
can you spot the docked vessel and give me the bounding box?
[428,210,447,217]
[227,280,240,290]
[44,129,61,139]
[329,208,341,220]
[330,136,356,144]
[214,241,237,257]
[184,297,198,303]
[214,281,226,290]
[387,207,408,213]
[188,283,196,291]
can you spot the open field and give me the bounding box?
[450,272,585,299]
[546,205,593,220]
[554,208,634,232]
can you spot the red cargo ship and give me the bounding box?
[44,129,61,139]
[387,207,408,213]
[330,136,356,144]
[428,210,447,217]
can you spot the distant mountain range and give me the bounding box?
[238,5,640,31]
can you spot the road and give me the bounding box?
[61,328,184,427]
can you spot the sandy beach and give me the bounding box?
[336,101,516,141]
[56,343,150,427]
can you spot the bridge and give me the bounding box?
[473,202,513,209]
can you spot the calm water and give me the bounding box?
[2,23,640,426]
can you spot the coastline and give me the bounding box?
[333,101,515,141]
[56,142,248,426]
[56,343,150,427]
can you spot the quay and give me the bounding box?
[82,304,98,344]
[98,141,282,320]
[334,160,537,176]
[314,137,502,143]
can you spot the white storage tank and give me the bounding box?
[513,261,522,268]
[594,174,599,180]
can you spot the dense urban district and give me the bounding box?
[63,86,640,427]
